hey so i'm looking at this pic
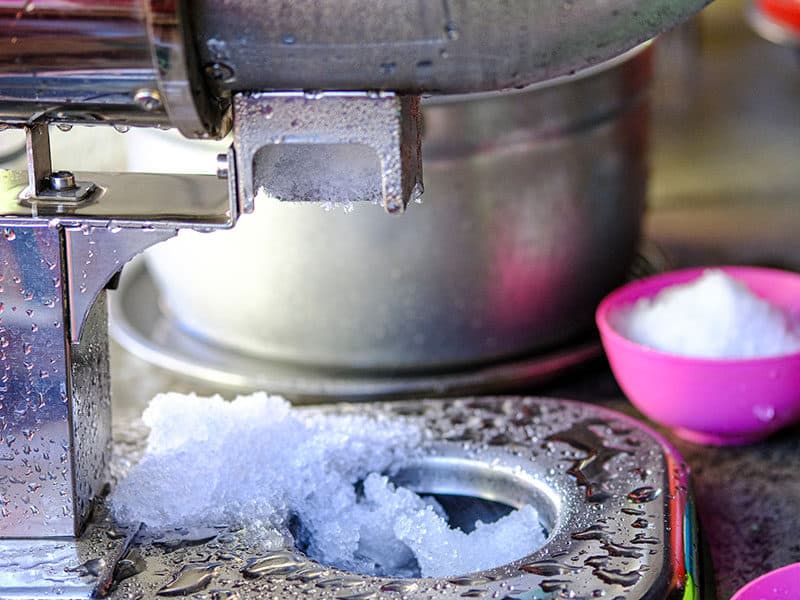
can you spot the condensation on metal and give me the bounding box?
[0,0,227,137]
[0,500,137,598]
[0,1,167,128]
[99,397,700,599]
[0,161,240,538]
[191,0,712,93]
[0,226,109,537]
[233,92,423,213]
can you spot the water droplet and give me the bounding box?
[113,125,130,134]
[56,123,73,132]
[520,560,580,577]
[66,557,106,577]
[539,579,571,593]
[593,568,641,587]
[631,533,659,545]
[444,21,460,40]
[204,62,236,83]
[753,405,775,422]
[114,551,146,583]
[282,34,296,45]
[415,60,434,79]
[157,563,220,596]
[106,528,127,540]
[627,486,661,504]
[548,420,629,503]
[448,575,493,586]
[381,580,420,593]
[241,552,304,578]
[315,575,366,590]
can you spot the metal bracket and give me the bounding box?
[0,126,239,539]
[17,125,99,206]
[232,92,423,214]
[65,228,177,344]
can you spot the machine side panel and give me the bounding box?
[0,226,77,536]
[69,292,111,533]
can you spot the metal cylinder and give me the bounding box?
[0,0,168,126]
[0,0,709,130]
[0,0,226,137]
[191,0,707,94]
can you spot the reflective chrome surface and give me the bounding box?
[0,0,166,127]
[0,0,225,136]
[0,170,234,228]
[145,0,229,138]
[0,501,136,598]
[0,149,237,538]
[0,226,110,536]
[65,228,175,344]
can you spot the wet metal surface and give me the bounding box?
[98,397,699,599]
[233,92,423,213]
[0,225,110,537]
[543,366,800,600]
[0,499,136,598]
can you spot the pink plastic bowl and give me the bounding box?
[596,266,800,446]
[731,562,800,600]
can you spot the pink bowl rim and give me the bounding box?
[730,562,800,600]
[596,265,800,366]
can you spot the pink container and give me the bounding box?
[731,562,800,600]
[596,266,800,445]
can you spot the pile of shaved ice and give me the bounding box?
[111,393,546,578]
[616,269,800,358]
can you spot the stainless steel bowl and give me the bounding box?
[144,45,652,372]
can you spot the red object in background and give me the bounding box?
[757,0,800,32]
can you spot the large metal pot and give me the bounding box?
[142,45,652,373]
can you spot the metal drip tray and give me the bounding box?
[0,396,706,598]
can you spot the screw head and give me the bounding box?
[134,88,163,112]
[49,170,76,191]
[216,153,230,179]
